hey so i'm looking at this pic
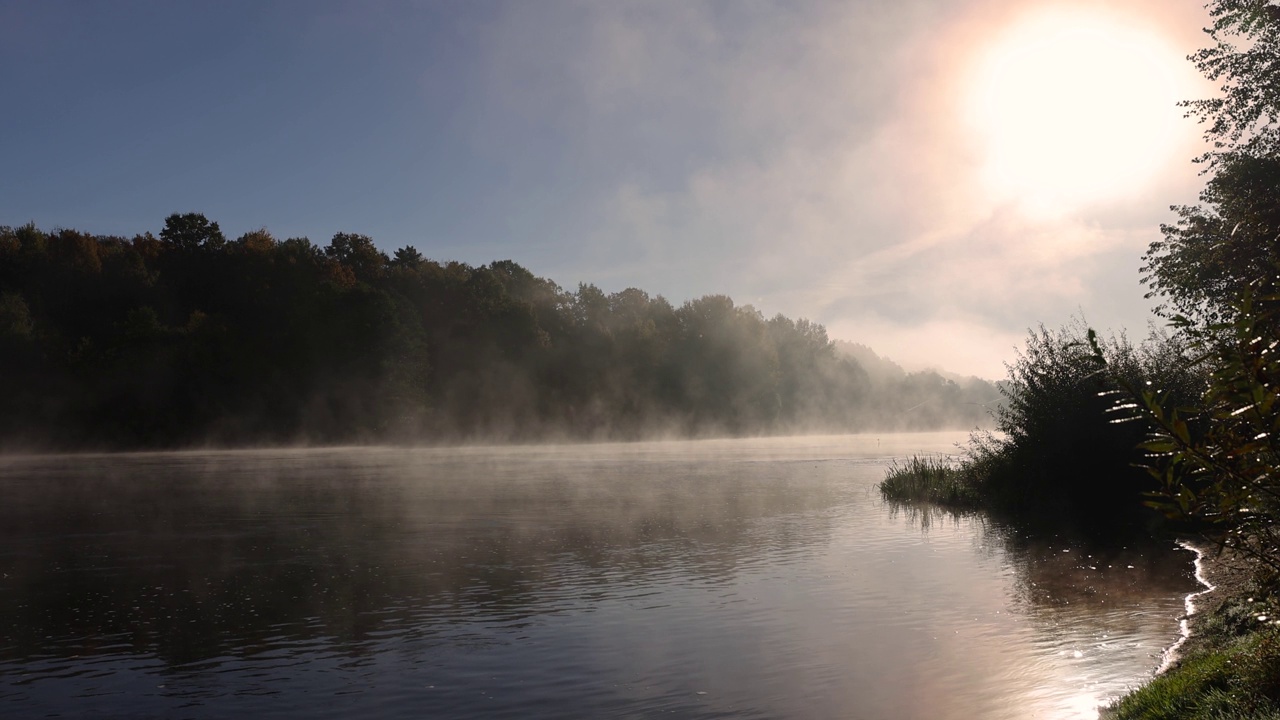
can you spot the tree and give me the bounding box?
[1144,152,1280,327]
[324,232,387,283]
[1120,0,1280,564]
[1122,299,1280,570]
[1182,0,1280,167]
[235,229,277,255]
[391,246,424,269]
[159,213,226,251]
[1144,2,1280,327]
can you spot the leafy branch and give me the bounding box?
[1089,290,1280,572]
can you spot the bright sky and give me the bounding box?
[0,0,1214,378]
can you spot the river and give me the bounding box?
[0,432,1198,719]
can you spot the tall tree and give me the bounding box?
[324,232,388,284]
[1143,1,1280,328]
[1182,0,1280,166]
[160,213,226,251]
[1122,0,1280,565]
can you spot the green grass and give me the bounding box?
[1107,629,1280,719]
[1108,582,1280,720]
[878,455,982,507]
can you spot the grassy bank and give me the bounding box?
[1108,627,1280,719]
[1105,554,1280,720]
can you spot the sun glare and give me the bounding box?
[965,9,1184,215]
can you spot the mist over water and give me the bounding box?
[0,433,1196,719]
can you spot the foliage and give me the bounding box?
[160,212,226,251]
[1104,293,1280,572]
[1144,154,1280,326]
[1095,4,1280,710]
[1113,0,1280,572]
[1181,0,1280,167]
[1144,0,1280,330]
[988,322,1194,529]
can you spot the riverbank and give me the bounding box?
[1105,543,1279,719]
[1154,542,1253,667]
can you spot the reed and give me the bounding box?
[878,454,982,508]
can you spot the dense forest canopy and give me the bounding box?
[0,216,998,449]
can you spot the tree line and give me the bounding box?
[0,217,998,449]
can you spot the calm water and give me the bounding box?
[0,433,1198,719]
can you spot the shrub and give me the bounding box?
[884,320,1202,536]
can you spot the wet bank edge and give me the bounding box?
[1100,539,1261,718]
[1155,541,1219,675]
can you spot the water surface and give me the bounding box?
[0,433,1198,719]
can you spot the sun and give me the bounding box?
[964,8,1185,215]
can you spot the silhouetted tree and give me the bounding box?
[324,232,388,285]
[160,213,226,251]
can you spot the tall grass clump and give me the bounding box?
[879,455,980,507]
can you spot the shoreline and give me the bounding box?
[1155,540,1224,674]
[1163,539,1257,664]
[1103,539,1271,719]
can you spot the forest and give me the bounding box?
[0,217,997,449]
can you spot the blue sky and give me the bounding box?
[1,0,1214,377]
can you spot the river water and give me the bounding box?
[0,432,1198,719]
